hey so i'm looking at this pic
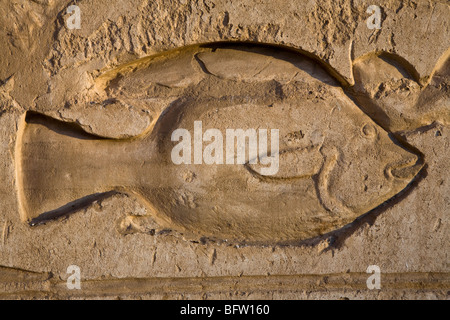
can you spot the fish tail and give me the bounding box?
[15,112,134,225]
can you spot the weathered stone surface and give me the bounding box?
[0,0,448,300]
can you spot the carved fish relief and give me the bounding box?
[15,43,425,243]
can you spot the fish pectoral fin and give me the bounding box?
[246,146,323,181]
[315,148,352,216]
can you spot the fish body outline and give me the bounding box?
[15,43,424,243]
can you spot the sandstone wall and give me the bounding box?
[0,0,448,299]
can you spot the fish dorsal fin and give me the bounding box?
[81,47,208,139]
[97,46,206,97]
[196,46,337,85]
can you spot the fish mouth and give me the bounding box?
[385,154,423,181]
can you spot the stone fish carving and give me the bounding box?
[15,43,424,243]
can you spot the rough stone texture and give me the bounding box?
[0,0,449,299]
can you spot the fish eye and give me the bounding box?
[361,123,377,138]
